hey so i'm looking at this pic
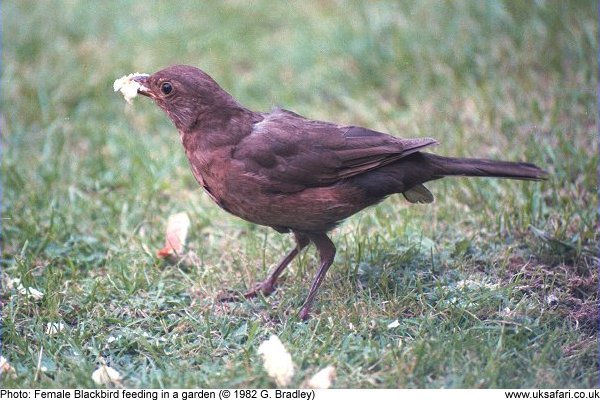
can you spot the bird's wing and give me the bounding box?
[232,109,439,193]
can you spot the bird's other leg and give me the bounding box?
[298,232,336,320]
[219,231,309,301]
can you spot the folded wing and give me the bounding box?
[232,109,438,193]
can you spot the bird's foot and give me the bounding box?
[217,281,276,302]
[298,305,312,321]
[243,281,277,298]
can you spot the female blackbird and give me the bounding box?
[130,65,547,320]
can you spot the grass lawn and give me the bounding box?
[2,0,598,388]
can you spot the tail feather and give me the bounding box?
[426,154,548,181]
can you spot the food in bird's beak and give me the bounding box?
[113,72,149,103]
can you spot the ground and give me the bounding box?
[2,0,598,388]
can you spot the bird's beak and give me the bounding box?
[133,75,153,98]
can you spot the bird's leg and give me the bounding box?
[298,232,336,320]
[245,231,310,297]
[219,232,309,301]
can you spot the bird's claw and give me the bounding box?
[217,281,276,302]
[216,289,245,302]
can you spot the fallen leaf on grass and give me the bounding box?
[387,320,400,329]
[257,335,295,387]
[305,365,336,389]
[157,212,191,258]
[92,364,122,385]
[10,278,44,300]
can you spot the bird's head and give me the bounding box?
[134,65,240,132]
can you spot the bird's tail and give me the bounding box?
[425,154,548,181]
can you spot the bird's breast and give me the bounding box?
[185,147,236,212]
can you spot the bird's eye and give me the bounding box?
[160,82,173,95]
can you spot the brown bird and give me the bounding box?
[131,65,547,320]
